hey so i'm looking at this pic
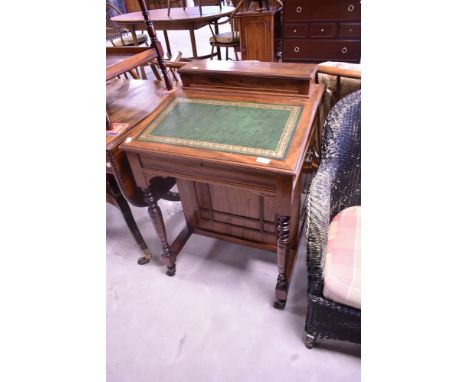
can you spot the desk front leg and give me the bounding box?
[274,214,290,309]
[144,187,176,276]
[273,176,295,309]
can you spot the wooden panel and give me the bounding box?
[338,23,361,38]
[283,39,360,62]
[283,0,361,21]
[240,17,273,61]
[208,184,261,219]
[196,216,277,246]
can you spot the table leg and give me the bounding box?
[144,188,176,276]
[214,21,222,60]
[107,175,151,265]
[189,29,198,59]
[163,30,172,59]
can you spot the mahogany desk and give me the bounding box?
[120,61,324,308]
[111,6,234,60]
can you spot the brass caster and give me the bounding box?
[273,299,286,310]
[137,251,151,265]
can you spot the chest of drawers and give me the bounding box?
[282,0,361,63]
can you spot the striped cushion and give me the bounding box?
[323,206,361,309]
[112,33,148,47]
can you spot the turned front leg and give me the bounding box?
[274,214,290,309]
[144,188,176,276]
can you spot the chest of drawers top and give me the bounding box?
[283,0,361,22]
[282,0,361,63]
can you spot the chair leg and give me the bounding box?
[139,65,147,79]
[225,46,229,60]
[149,63,162,80]
[210,44,215,60]
[234,47,239,61]
[171,68,179,82]
[305,334,318,349]
[129,68,140,79]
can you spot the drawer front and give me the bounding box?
[283,39,360,62]
[309,23,338,38]
[284,0,361,21]
[284,23,308,38]
[338,23,361,38]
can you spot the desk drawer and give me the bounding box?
[138,154,277,195]
[309,23,338,38]
[284,0,361,21]
[283,39,361,62]
[338,23,361,38]
[283,23,308,38]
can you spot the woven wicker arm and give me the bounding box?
[306,90,361,295]
[304,90,361,347]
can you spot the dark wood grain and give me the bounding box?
[282,0,361,63]
[112,6,234,30]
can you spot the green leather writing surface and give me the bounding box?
[137,97,303,159]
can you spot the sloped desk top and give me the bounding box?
[135,96,303,160]
[121,86,323,176]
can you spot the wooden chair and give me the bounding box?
[207,0,244,60]
[106,2,148,47]
[164,0,187,16]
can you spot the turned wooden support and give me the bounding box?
[137,0,173,91]
[274,214,290,309]
[144,188,176,276]
[107,174,152,265]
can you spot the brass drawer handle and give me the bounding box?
[294,46,300,53]
[296,6,302,13]
[320,28,325,32]
[348,4,354,12]
[293,29,297,32]
[342,47,348,54]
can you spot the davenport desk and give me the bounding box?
[120,61,324,308]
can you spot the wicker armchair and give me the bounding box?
[304,90,361,349]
